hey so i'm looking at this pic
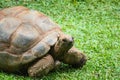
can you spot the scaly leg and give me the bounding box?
[61,47,87,68]
[28,54,54,77]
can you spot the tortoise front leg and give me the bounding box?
[61,47,87,68]
[28,54,55,77]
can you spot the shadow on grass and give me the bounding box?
[0,64,83,79]
[53,64,82,73]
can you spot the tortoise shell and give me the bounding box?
[0,6,61,71]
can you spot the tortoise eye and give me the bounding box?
[62,38,67,42]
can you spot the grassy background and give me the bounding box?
[0,0,120,80]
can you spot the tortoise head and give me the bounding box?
[51,33,74,60]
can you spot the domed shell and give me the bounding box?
[0,6,61,72]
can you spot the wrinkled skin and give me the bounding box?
[0,6,87,77]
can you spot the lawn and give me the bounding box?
[0,0,120,80]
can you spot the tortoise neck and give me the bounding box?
[52,41,73,60]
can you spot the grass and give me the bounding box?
[0,0,120,80]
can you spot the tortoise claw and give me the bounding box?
[72,54,87,68]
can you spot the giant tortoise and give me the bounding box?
[0,6,87,77]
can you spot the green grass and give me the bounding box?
[0,0,120,80]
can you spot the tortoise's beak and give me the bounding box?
[67,36,74,46]
[69,37,74,43]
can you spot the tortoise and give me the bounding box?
[0,6,87,77]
